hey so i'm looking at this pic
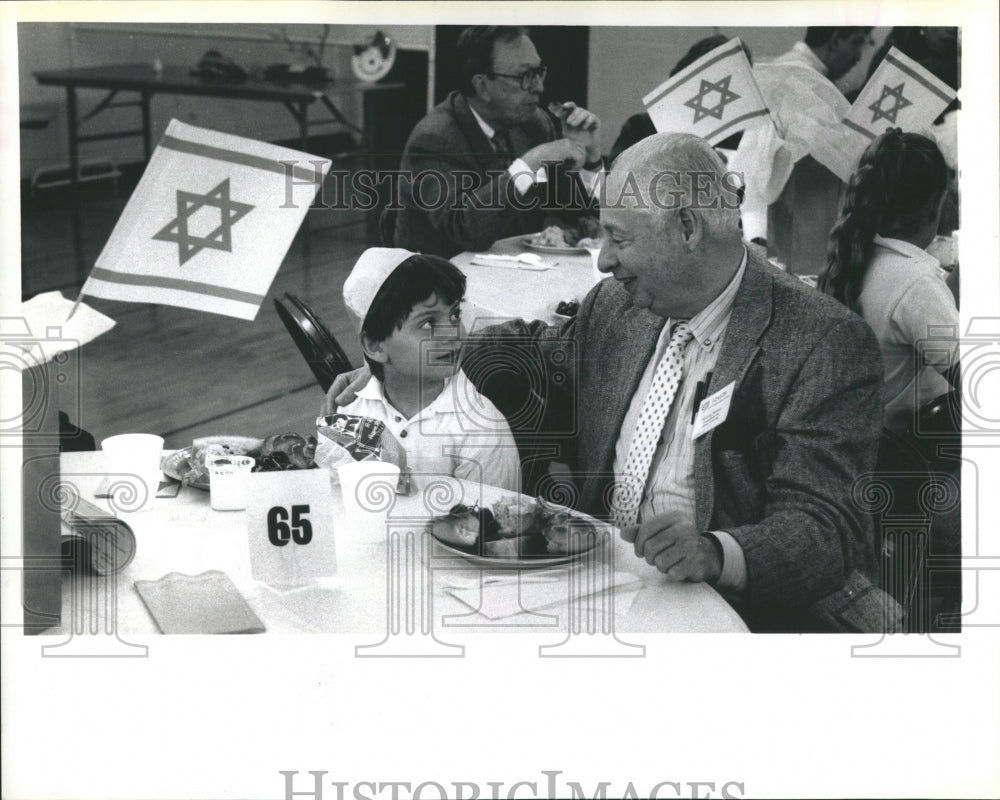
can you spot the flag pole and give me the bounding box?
[65,283,87,322]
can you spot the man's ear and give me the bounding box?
[677,207,702,249]
[470,74,492,102]
[360,332,389,365]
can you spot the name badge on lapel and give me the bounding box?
[692,381,735,439]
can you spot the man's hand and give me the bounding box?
[619,509,722,584]
[520,139,587,173]
[550,101,602,164]
[321,365,372,415]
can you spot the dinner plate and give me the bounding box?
[521,237,588,255]
[430,503,602,569]
[161,435,263,490]
[432,538,595,568]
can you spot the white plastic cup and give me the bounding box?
[206,454,255,511]
[100,433,164,512]
[336,460,401,542]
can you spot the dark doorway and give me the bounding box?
[433,25,590,108]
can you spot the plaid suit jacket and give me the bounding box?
[469,250,895,631]
[394,91,597,258]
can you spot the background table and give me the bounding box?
[453,236,609,325]
[34,63,404,278]
[48,451,748,640]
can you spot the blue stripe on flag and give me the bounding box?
[644,42,746,107]
[160,135,321,183]
[885,53,954,103]
[843,118,877,140]
[706,108,771,141]
[89,267,264,305]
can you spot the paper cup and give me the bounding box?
[337,460,401,543]
[206,454,255,511]
[100,433,164,512]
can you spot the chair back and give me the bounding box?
[274,293,354,393]
[377,206,397,247]
[857,428,937,631]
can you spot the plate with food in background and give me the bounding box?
[522,217,602,255]
[161,433,315,490]
[427,495,602,568]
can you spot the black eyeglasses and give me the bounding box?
[488,65,547,90]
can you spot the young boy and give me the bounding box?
[336,247,521,492]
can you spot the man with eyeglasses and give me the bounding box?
[393,26,604,258]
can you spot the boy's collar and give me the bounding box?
[356,372,466,416]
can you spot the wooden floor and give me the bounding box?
[22,176,374,450]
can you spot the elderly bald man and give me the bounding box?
[328,133,895,633]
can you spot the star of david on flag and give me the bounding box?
[839,46,957,177]
[642,38,769,145]
[152,178,255,266]
[81,119,330,320]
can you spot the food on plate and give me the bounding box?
[576,215,601,241]
[428,496,598,558]
[531,216,601,249]
[257,432,317,471]
[186,437,261,484]
[182,433,317,484]
[534,225,571,248]
[555,300,579,317]
[431,504,498,548]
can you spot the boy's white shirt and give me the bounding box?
[338,370,522,493]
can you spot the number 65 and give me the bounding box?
[267,504,312,546]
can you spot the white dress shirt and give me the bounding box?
[772,41,829,75]
[337,370,521,493]
[468,104,602,197]
[613,250,749,591]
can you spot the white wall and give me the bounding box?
[18,23,433,178]
[18,23,887,179]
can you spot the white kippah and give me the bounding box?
[342,247,416,326]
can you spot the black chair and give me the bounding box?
[859,428,943,632]
[377,206,397,247]
[273,293,354,393]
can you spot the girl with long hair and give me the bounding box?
[818,129,958,435]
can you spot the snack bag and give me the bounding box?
[314,414,408,475]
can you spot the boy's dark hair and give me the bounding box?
[361,254,467,379]
[805,26,873,48]
[456,25,529,95]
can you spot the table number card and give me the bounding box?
[245,470,337,588]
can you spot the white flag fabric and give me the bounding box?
[84,119,330,320]
[642,38,769,145]
[840,47,958,177]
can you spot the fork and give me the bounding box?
[438,573,563,590]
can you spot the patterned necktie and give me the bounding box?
[613,321,694,529]
[491,130,514,167]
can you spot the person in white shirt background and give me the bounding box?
[818,128,959,437]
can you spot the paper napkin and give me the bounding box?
[134,570,266,634]
[445,570,641,620]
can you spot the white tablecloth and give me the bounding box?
[47,452,748,640]
[453,235,608,325]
